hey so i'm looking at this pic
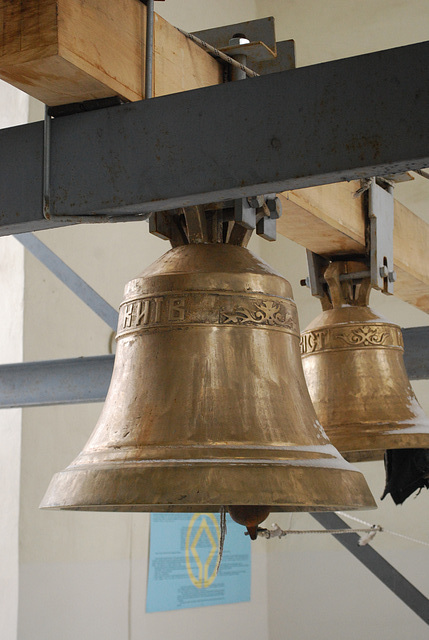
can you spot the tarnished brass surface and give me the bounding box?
[41,244,374,512]
[301,261,429,462]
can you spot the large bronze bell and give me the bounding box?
[301,260,429,463]
[41,242,375,531]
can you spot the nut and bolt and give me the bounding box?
[247,195,265,209]
[266,196,282,219]
[228,36,251,46]
[379,265,397,282]
[388,270,397,283]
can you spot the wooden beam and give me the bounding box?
[277,182,429,313]
[153,13,222,97]
[277,182,366,257]
[0,3,427,313]
[0,0,222,106]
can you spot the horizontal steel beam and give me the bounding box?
[0,41,428,234]
[0,327,426,408]
[0,356,114,408]
[403,327,429,381]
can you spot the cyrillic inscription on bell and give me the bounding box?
[118,292,298,336]
[41,244,375,525]
[120,295,185,332]
[301,260,429,462]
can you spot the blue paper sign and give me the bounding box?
[146,513,251,612]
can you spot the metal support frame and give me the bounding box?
[0,356,114,407]
[312,512,429,625]
[302,174,401,299]
[16,233,118,330]
[0,40,428,235]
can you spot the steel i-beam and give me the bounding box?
[0,41,428,235]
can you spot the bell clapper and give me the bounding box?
[227,505,271,540]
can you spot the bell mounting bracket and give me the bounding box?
[149,17,292,246]
[302,175,399,298]
[149,195,282,247]
[191,17,296,77]
[368,177,396,295]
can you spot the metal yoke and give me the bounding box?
[368,178,396,295]
[149,18,293,246]
[302,176,399,298]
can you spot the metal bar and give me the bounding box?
[43,107,52,219]
[0,327,426,408]
[403,327,429,380]
[177,28,259,78]
[312,512,429,625]
[145,0,154,99]
[16,233,118,330]
[0,41,428,234]
[0,356,114,407]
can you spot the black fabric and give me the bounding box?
[382,448,429,504]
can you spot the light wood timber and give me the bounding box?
[277,182,366,257]
[278,182,429,313]
[0,0,222,106]
[153,13,222,97]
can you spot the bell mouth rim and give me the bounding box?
[40,463,376,511]
[40,505,375,512]
[319,428,429,461]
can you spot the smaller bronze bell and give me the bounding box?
[301,260,429,462]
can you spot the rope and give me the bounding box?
[353,178,372,198]
[251,522,381,545]
[215,506,227,575]
[353,176,395,198]
[337,512,429,548]
[176,28,260,78]
[254,512,429,549]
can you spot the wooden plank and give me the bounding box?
[58,0,144,102]
[393,204,429,312]
[153,13,222,97]
[277,182,366,256]
[0,0,223,106]
[277,182,429,313]
[0,1,58,61]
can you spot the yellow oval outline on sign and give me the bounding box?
[185,513,220,588]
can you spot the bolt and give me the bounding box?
[300,277,310,288]
[266,196,282,219]
[388,271,397,283]
[229,37,251,46]
[247,195,265,209]
[379,265,389,278]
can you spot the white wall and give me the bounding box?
[0,80,28,640]
[1,1,428,639]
